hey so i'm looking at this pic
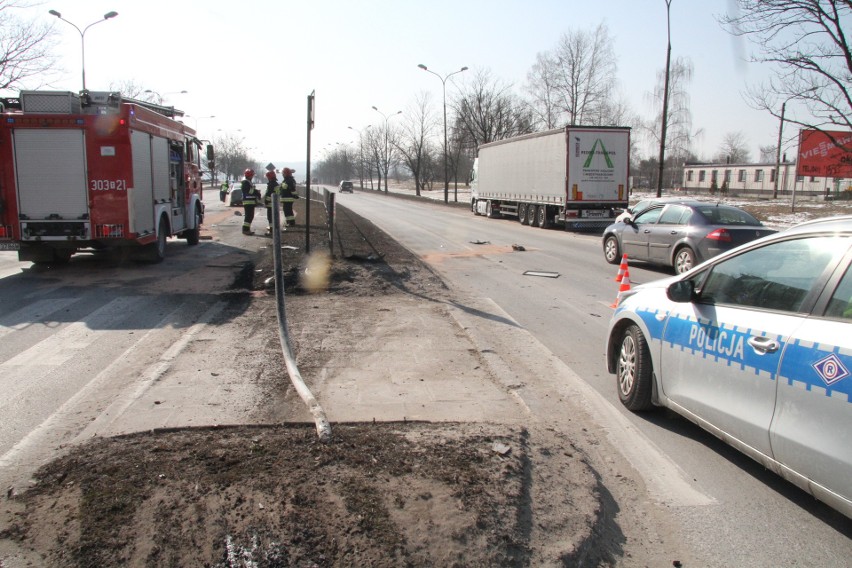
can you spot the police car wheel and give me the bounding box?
[616,325,654,411]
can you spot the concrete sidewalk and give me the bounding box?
[86,191,528,437]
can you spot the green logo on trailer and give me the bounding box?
[584,139,614,168]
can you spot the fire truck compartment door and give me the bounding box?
[12,129,88,220]
[130,130,155,235]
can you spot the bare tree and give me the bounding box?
[720,0,852,149]
[643,58,700,171]
[0,0,59,90]
[396,91,439,196]
[550,23,618,125]
[759,144,777,162]
[365,127,385,192]
[524,51,562,129]
[212,131,252,182]
[453,68,534,155]
[313,147,355,185]
[717,131,752,163]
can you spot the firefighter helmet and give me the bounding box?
[283,167,292,176]
[244,168,255,178]
[265,171,277,181]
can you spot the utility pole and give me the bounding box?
[656,0,672,199]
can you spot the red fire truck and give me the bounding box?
[0,90,213,264]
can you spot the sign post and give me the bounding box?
[306,91,315,253]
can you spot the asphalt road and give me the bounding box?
[1,187,849,566]
[334,188,852,567]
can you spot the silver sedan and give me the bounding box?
[603,201,776,274]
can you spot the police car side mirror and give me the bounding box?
[667,280,696,303]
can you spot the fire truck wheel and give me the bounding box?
[143,217,168,263]
[30,248,72,266]
[186,205,201,246]
[53,249,73,264]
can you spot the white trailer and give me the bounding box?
[471,126,630,230]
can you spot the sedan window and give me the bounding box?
[698,236,850,312]
[657,205,690,225]
[696,205,761,226]
[633,206,664,225]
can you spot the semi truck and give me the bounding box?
[0,90,212,264]
[470,125,630,230]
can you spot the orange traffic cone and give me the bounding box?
[615,254,629,282]
[610,269,631,308]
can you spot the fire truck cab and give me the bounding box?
[0,90,212,264]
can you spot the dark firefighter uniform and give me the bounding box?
[264,171,281,235]
[280,168,299,227]
[241,169,261,235]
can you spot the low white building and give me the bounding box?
[681,161,850,199]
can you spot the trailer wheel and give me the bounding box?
[527,205,538,226]
[518,203,529,225]
[536,205,551,228]
[185,205,201,246]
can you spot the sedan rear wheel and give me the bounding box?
[616,325,654,411]
[674,246,696,274]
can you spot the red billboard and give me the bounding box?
[797,129,852,178]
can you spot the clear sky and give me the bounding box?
[17,0,785,166]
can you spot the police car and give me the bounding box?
[606,215,852,518]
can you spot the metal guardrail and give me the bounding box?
[270,194,331,442]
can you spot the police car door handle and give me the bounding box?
[747,336,780,354]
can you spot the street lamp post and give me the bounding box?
[418,63,468,203]
[348,125,371,190]
[372,106,402,193]
[48,9,118,91]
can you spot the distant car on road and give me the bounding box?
[228,186,243,206]
[339,180,354,193]
[606,214,852,518]
[602,201,775,274]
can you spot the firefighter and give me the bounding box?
[240,168,260,235]
[220,180,229,203]
[264,170,280,235]
[280,167,299,227]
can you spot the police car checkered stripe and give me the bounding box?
[632,307,852,404]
